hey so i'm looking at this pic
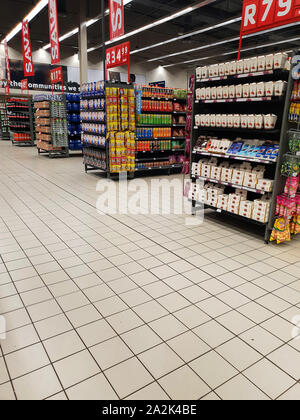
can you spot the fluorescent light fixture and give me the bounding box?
[151,20,300,63]
[43,0,134,50]
[105,6,194,46]
[131,16,242,55]
[3,0,48,43]
[163,36,300,68]
[87,0,217,53]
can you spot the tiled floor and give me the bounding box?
[0,141,300,400]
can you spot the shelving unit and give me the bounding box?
[66,94,82,154]
[34,95,69,158]
[81,81,136,177]
[0,96,10,140]
[135,86,187,173]
[7,96,35,146]
[190,54,294,242]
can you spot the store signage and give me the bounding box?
[4,41,10,83]
[21,79,28,92]
[241,0,300,35]
[106,42,130,69]
[50,66,63,84]
[48,0,60,65]
[109,0,124,40]
[149,81,166,87]
[22,20,34,77]
[5,85,10,96]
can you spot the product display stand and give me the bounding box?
[135,86,187,174]
[0,95,10,140]
[7,96,35,146]
[81,81,136,178]
[190,53,294,242]
[34,95,69,158]
[65,94,82,154]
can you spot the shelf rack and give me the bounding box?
[34,95,69,158]
[81,81,136,178]
[7,96,35,147]
[135,86,187,174]
[190,57,294,243]
[65,94,82,154]
[0,95,10,140]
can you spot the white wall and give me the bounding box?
[145,66,190,89]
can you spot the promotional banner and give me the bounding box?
[241,0,300,35]
[22,20,34,77]
[48,0,60,65]
[5,85,10,96]
[109,0,124,40]
[4,41,10,83]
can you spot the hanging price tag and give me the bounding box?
[21,79,28,92]
[50,66,63,84]
[106,41,130,69]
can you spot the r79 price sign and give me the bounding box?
[50,66,63,84]
[241,0,300,35]
[106,42,130,69]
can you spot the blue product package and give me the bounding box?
[227,142,244,155]
[255,145,269,158]
[264,145,279,160]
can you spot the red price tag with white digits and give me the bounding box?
[241,0,300,35]
[21,79,28,91]
[50,66,63,84]
[106,42,130,69]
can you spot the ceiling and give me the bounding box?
[1,0,300,69]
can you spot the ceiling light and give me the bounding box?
[2,0,48,43]
[151,20,300,63]
[43,0,134,50]
[131,16,241,55]
[163,36,300,68]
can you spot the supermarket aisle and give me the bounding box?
[0,142,300,401]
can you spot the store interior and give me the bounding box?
[0,0,300,402]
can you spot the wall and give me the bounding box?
[145,66,191,89]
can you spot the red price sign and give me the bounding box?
[22,20,34,77]
[50,66,63,84]
[109,0,124,41]
[241,0,300,35]
[48,0,60,65]
[21,79,28,92]
[5,85,10,96]
[106,42,130,69]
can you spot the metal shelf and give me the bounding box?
[192,150,277,165]
[196,69,288,83]
[136,149,185,154]
[193,126,280,135]
[135,163,183,172]
[192,175,267,195]
[195,96,284,104]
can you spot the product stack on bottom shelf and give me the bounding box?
[34,95,68,158]
[81,82,135,176]
[7,96,35,146]
[135,85,187,173]
[190,51,294,242]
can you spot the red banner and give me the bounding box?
[241,0,300,35]
[48,0,60,65]
[5,85,10,96]
[50,66,63,84]
[4,41,10,83]
[106,42,130,69]
[21,79,29,92]
[109,0,124,40]
[22,20,34,77]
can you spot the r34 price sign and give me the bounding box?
[106,42,130,82]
